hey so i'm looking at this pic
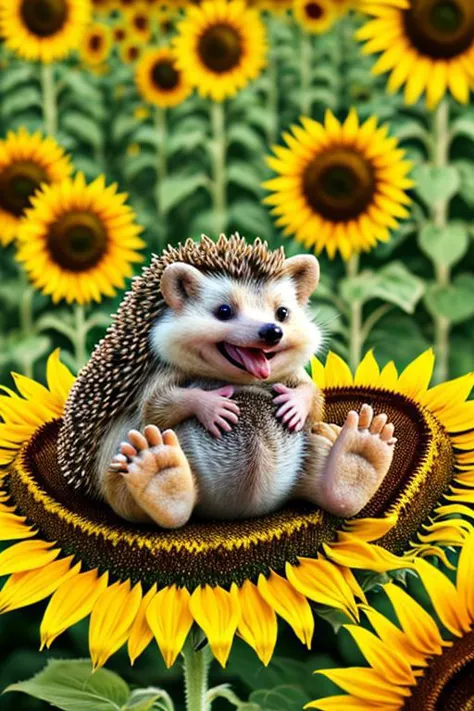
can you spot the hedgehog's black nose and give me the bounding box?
[259,323,283,345]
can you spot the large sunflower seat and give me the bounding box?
[2,348,473,669]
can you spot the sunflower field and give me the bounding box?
[1,0,474,710]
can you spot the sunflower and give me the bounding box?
[357,0,474,109]
[112,22,128,43]
[0,349,417,671]
[80,22,112,65]
[2,345,474,670]
[309,532,474,710]
[120,37,143,63]
[136,47,192,107]
[126,2,152,41]
[0,0,91,63]
[15,173,145,305]
[0,129,73,247]
[263,109,414,260]
[173,0,268,101]
[293,0,336,34]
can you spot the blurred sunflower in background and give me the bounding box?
[293,0,336,34]
[112,22,128,43]
[310,533,474,710]
[174,0,268,101]
[358,0,474,108]
[264,109,414,260]
[126,2,152,42]
[15,173,145,304]
[136,47,192,107]
[120,38,143,64]
[0,0,91,63]
[0,129,73,247]
[81,22,112,65]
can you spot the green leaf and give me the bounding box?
[450,113,474,143]
[249,686,308,711]
[113,115,140,143]
[454,160,474,207]
[340,263,424,313]
[373,262,425,313]
[62,112,103,151]
[366,314,429,370]
[159,173,209,214]
[134,125,160,148]
[227,161,263,196]
[123,153,157,182]
[124,688,172,711]
[418,222,469,268]
[61,72,103,104]
[392,118,431,147]
[228,124,266,154]
[4,659,130,711]
[424,274,474,324]
[1,87,42,118]
[0,64,36,93]
[228,200,273,239]
[412,164,460,205]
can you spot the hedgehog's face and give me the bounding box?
[151,255,321,383]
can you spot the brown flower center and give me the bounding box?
[198,24,242,73]
[114,27,126,41]
[20,0,68,38]
[47,211,107,272]
[302,148,375,222]
[127,45,140,61]
[151,60,180,90]
[403,0,474,59]
[134,14,148,32]
[89,33,103,52]
[404,630,474,711]
[0,162,48,217]
[305,2,324,19]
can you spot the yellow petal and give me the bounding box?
[324,352,353,388]
[89,580,142,670]
[343,514,398,542]
[397,350,435,399]
[311,356,326,388]
[41,569,109,649]
[128,584,157,665]
[354,350,380,387]
[306,695,399,710]
[46,349,76,402]
[414,558,470,636]
[0,512,36,540]
[189,585,240,667]
[421,372,474,413]
[258,571,314,648]
[360,604,427,668]
[383,583,444,657]
[316,668,408,703]
[378,361,398,389]
[457,530,474,621]
[286,558,359,621]
[146,585,193,668]
[0,556,77,613]
[324,534,412,573]
[236,580,277,666]
[344,625,415,686]
[0,539,58,575]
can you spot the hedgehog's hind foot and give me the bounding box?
[113,425,197,529]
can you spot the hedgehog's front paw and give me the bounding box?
[111,425,196,529]
[273,383,313,432]
[193,385,240,438]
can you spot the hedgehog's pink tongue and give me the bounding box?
[224,343,271,379]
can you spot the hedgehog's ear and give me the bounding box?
[161,263,205,310]
[283,255,319,304]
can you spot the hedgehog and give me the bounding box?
[58,234,397,529]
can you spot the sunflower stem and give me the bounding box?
[346,253,362,371]
[431,99,451,384]
[182,635,212,711]
[40,62,58,136]
[19,274,35,378]
[211,100,227,235]
[155,106,168,220]
[300,29,312,116]
[72,304,88,372]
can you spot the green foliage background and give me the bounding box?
[1,5,474,710]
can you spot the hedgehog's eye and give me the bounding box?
[276,306,290,322]
[215,304,234,321]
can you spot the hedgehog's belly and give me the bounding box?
[173,384,307,520]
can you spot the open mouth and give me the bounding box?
[217,341,276,379]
